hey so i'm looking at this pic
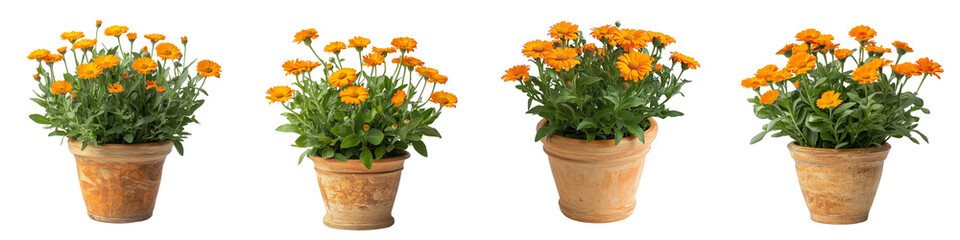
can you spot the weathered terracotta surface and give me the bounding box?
[788,142,890,224]
[68,139,172,223]
[539,118,658,223]
[309,153,408,230]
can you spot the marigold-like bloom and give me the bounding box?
[362,125,370,131]
[362,52,385,66]
[266,86,295,104]
[795,28,821,43]
[155,86,166,93]
[794,81,801,88]
[777,43,798,55]
[612,28,650,51]
[348,36,371,49]
[103,25,128,37]
[429,74,449,84]
[146,80,158,90]
[549,21,579,40]
[590,24,617,41]
[93,55,120,69]
[416,66,440,79]
[616,51,654,82]
[72,39,97,49]
[127,32,137,40]
[33,74,40,80]
[391,90,407,107]
[372,46,397,55]
[391,124,398,129]
[122,73,129,79]
[51,80,73,95]
[865,44,891,53]
[155,43,181,60]
[57,47,67,54]
[759,90,780,104]
[812,34,834,47]
[141,46,149,53]
[754,65,792,82]
[669,52,700,70]
[61,31,84,42]
[863,58,893,70]
[784,52,817,74]
[133,57,158,74]
[144,34,166,42]
[96,20,102,27]
[545,48,581,71]
[391,37,417,52]
[834,49,853,60]
[816,91,843,108]
[647,31,676,46]
[107,83,124,93]
[76,63,102,79]
[392,56,425,67]
[28,49,50,60]
[42,54,63,63]
[916,57,944,79]
[293,28,318,44]
[849,25,877,41]
[339,86,369,104]
[429,91,458,108]
[323,41,347,53]
[197,60,222,78]
[892,62,921,77]
[282,59,320,76]
[852,65,880,84]
[740,77,768,89]
[522,40,554,59]
[502,65,530,82]
[180,36,188,44]
[328,68,357,88]
[892,41,913,53]
[791,44,809,55]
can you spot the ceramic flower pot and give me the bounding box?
[309,153,409,230]
[538,118,658,223]
[67,139,172,223]
[787,142,891,224]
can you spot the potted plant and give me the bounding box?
[743,25,943,224]
[268,28,458,230]
[502,21,698,223]
[28,20,222,223]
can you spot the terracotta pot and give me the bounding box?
[539,118,658,223]
[787,142,891,224]
[68,139,172,223]
[309,153,409,230]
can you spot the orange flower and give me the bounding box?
[654,64,663,71]
[391,90,407,107]
[863,58,893,70]
[784,52,817,74]
[362,52,385,66]
[501,65,530,82]
[133,57,158,74]
[127,32,137,40]
[27,49,50,60]
[33,74,40,80]
[834,49,853,60]
[428,74,448,84]
[892,41,913,53]
[363,125,370,131]
[759,90,780,104]
[522,40,554,59]
[916,58,944,79]
[372,46,397,55]
[266,86,295,104]
[612,28,650,51]
[197,60,222,78]
[50,80,73,95]
[145,80,158,90]
[122,73,129,79]
[71,93,77,98]
[323,41,347,53]
[76,63,102,79]
[293,28,318,44]
[144,34,166,42]
[339,86,369,104]
[795,28,821,43]
[416,66,440,79]
[180,36,188,44]
[155,86,166,93]
[72,39,97,49]
[103,25,128,37]
[60,31,85,42]
[107,83,124,94]
[429,91,458,108]
[328,68,357,88]
[812,34,834,47]
[282,59,320,75]
[544,48,580,71]
[141,46,149,53]
[549,21,579,40]
[42,54,63,63]
[57,47,67,54]
[852,65,879,84]
[96,20,102,27]
[892,62,921,77]
[392,56,425,67]
[93,55,120,69]
[849,25,877,41]
[791,43,809,55]
[816,91,843,108]
[391,37,417,52]
[647,31,676,46]
[777,43,798,55]
[391,124,398,129]
[794,81,801,88]
[348,36,371,49]
[754,65,792,82]
[669,52,700,70]
[740,77,768,89]
[616,51,654,82]
[590,24,617,41]
[865,44,891,53]
[155,43,181,60]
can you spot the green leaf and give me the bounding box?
[298,149,311,164]
[534,125,552,142]
[29,114,51,125]
[375,146,386,159]
[341,134,361,148]
[360,148,373,169]
[124,134,134,143]
[416,127,442,138]
[750,131,768,144]
[576,119,595,130]
[364,129,385,145]
[321,147,335,159]
[412,141,427,157]
[173,141,184,156]
[275,124,299,133]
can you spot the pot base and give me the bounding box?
[88,213,152,223]
[559,201,635,223]
[810,213,868,225]
[323,215,395,230]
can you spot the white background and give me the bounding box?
[1,0,957,239]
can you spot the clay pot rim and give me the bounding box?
[308,151,411,163]
[537,118,658,144]
[67,138,174,148]
[308,151,410,174]
[787,141,891,154]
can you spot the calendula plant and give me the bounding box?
[269,29,458,168]
[503,21,698,144]
[28,20,223,154]
[744,25,943,148]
